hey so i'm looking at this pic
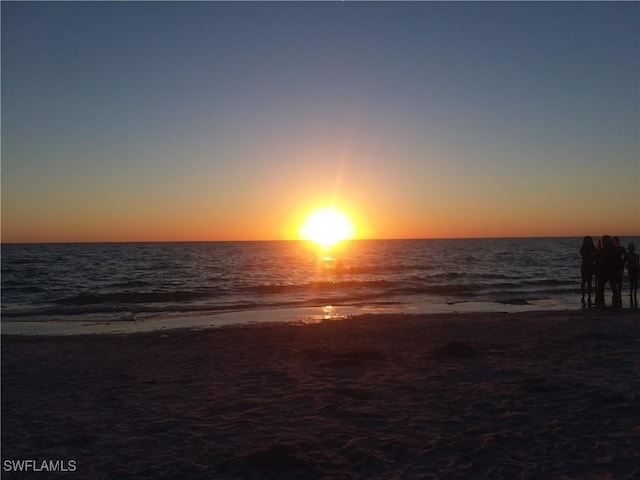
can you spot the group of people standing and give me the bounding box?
[580,236,639,307]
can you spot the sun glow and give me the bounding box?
[299,206,356,249]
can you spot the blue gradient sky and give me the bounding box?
[2,2,638,242]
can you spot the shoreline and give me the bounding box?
[0,295,600,336]
[2,309,639,478]
[1,305,638,339]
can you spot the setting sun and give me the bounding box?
[299,206,356,249]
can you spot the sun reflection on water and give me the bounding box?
[322,305,335,320]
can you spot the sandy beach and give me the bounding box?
[2,309,639,479]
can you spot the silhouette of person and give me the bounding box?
[626,243,639,302]
[579,236,596,304]
[612,237,626,306]
[595,235,619,307]
[593,237,603,303]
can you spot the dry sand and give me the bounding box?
[2,309,640,479]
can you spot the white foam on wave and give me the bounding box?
[0,298,581,336]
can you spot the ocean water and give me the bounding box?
[2,237,639,331]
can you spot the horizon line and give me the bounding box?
[3,234,640,246]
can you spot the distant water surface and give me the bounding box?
[2,238,639,327]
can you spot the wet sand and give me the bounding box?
[2,309,639,479]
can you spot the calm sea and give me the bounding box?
[2,238,639,331]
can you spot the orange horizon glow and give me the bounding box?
[3,218,639,245]
[3,229,640,244]
[2,190,638,245]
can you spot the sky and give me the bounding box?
[2,1,639,243]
